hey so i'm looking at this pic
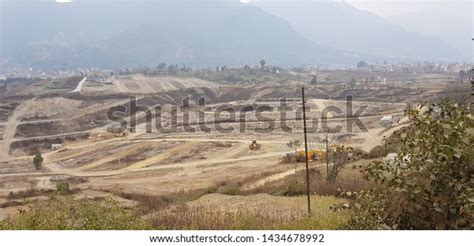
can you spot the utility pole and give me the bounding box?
[301,86,311,215]
[325,131,329,183]
[471,69,473,115]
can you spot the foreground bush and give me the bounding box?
[0,197,149,230]
[347,101,473,229]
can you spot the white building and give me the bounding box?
[380,115,393,127]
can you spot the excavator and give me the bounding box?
[249,139,261,151]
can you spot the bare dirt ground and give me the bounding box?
[0,101,30,158]
[0,77,463,220]
[97,75,219,94]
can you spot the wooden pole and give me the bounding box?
[325,132,329,183]
[471,71,473,115]
[301,86,311,215]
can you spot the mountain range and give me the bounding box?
[250,0,467,62]
[0,0,468,70]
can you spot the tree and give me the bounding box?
[346,101,473,229]
[157,63,167,74]
[349,77,357,85]
[287,140,302,173]
[167,64,179,75]
[259,59,266,70]
[287,140,302,156]
[327,145,353,183]
[320,131,332,182]
[459,70,466,82]
[319,131,353,183]
[33,154,43,170]
[357,61,368,69]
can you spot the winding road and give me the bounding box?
[70,77,87,93]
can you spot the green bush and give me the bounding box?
[33,154,43,170]
[221,186,240,196]
[347,101,473,229]
[282,179,304,196]
[56,181,71,195]
[206,186,218,194]
[0,197,149,230]
[366,144,399,159]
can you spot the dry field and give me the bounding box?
[84,74,218,94]
[0,75,466,222]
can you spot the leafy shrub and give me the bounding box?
[346,101,473,229]
[206,186,218,194]
[0,197,149,230]
[366,144,399,159]
[221,186,240,196]
[56,181,71,195]
[33,154,43,170]
[282,179,304,196]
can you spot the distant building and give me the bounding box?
[380,115,393,127]
[468,69,474,81]
[51,144,63,150]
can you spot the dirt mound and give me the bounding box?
[98,75,219,94]
[20,97,85,121]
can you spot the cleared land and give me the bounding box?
[0,72,468,223]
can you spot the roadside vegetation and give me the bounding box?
[0,197,148,230]
[338,101,473,229]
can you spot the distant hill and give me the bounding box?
[250,0,466,61]
[0,1,364,70]
[388,10,472,59]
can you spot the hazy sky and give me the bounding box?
[3,0,473,20]
[243,0,472,20]
[348,0,472,19]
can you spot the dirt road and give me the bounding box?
[0,101,30,158]
[70,77,87,93]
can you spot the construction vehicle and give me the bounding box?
[249,139,261,151]
[295,149,326,162]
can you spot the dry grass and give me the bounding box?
[243,162,371,197]
[116,189,210,215]
[201,169,288,196]
[311,164,372,196]
[84,161,372,230]
[149,194,350,230]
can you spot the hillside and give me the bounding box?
[0,1,355,69]
[250,0,465,61]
